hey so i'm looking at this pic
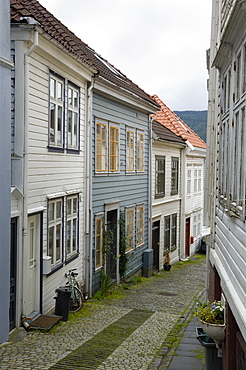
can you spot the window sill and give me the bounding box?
[65,253,79,265]
[47,145,65,153]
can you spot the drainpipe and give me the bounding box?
[85,79,94,297]
[22,27,39,312]
[148,114,156,250]
[180,145,187,260]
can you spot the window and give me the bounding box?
[95,217,103,268]
[109,125,119,172]
[137,131,144,172]
[193,212,202,238]
[96,120,107,172]
[171,157,179,194]
[49,72,80,151]
[164,215,170,251]
[48,198,63,266]
[126,128,135,172]
[164,214,177,251]
[155,156,165,197]
[66,195,78,259]
[126,208,134,251]
[67,83,79,150]
[49,75,64,147]
[95,119,119,173]
[171,214,177,251]
[194,167,202,193]
[48,194,80,269]
[187,169,191,194]
[136,205,144,245]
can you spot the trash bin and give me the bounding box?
[54,286,71,321]
[196,327,222,370]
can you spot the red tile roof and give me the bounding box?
[10,0,159,108]
[152,95,206,149]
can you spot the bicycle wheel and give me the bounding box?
[69,286,83,313]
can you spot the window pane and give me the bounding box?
[57,82,62,100]
[49,202,54,221]
[67,110,72,145]
[73,198,77,213]
[56,224,61,260]
[72,219,77,251]
[74,91,78,107]
[74,112,78,146]
[48,226,54,264]
[50,103,55,143]
[57,106,62,144]
[67,220,71,254]
[56,201,62,219]
[68,87,72,105]
[67,199,71,215]
[50,78,55,98]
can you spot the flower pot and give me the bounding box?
[163,264,171,271]
[200,320,226,348]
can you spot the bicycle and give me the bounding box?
[65,268,84,313]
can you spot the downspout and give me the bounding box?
[85,78,94,297]
[148,115,156,250]
[180,145,187,260]
[22,28,39,312]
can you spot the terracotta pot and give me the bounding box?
[200,320,226,348]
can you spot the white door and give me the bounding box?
[27,215,40,314]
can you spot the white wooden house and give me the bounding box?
[152,120,186,269]
[205,0,246,367]
[152,95,207,261]
[10,0,98,330]
[0,0,12,344]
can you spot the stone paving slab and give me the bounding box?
[0,256,206,370]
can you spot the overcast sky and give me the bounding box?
[38,0,212,111]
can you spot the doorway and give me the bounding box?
[106,209,118,280]
[27,214,40,315]
[185,217,190,257]
[152,220,160,271]
[10,218,17,332]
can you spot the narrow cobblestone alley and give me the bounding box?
[0,255,206,370]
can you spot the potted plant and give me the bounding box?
[163,250,171,271]
[195,300,225,348]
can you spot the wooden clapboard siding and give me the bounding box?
[91,92,150,289]
[25,49,86,313]
[152,140,182,268]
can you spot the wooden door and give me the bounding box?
[152,221,160,271]
[9,218,17,331]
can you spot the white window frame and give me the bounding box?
[95,214,103,269]
[66,195,78,260]
[95,119,120,174]
[67,83,80,150]
[126,207,134,251]
[48,197,63,266]
[187,168,192,195]
[137,130,144,172]
[136,205,144,246]
[109,123,119,172]
[49,74,64,147]
[155,156,165,197]
[171,157,179,195]
[126,128,135,173]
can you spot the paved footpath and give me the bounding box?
[0,256,206,370]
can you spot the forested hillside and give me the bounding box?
[174,110,207,143]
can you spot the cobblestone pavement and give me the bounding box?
[0,256,206,370]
